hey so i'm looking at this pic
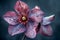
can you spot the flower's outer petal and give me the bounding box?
[40,25,53,36]
[14,1,29,14]
[42,15,55,25]
[3,11,18,25]
[25,22,38,38]
[8,24,26,36]
[29,6,44,23]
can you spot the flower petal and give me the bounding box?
[40,25,53,36]
[42,15,55,25]
[3,11,18,25]
[14,1,29,14]
[29,6,44,23]
[25,22,38,38]
[8,24,26,36]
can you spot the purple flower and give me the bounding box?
[3,0,55,38]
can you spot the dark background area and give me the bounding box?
[0,0,60,40]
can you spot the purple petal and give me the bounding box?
[8,24,26,36]
[40,25,53,36]
[42,15,55,25]
[3,11,18,25]
[25,22,38,38]
[29,6,44,23]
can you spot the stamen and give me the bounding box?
[22,16,27,21]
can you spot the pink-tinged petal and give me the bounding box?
[14,1,29,14]
[29,6,44,23]
[8,24,26,36]
[3,11,18,25]
[14,1,21,13]
[40,25,53,36]
[42,15,55,25]
[25,22,38,38]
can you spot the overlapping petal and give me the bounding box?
[39,15,55,36]
[40,25,53,36]
[3,11,18,25]
[29,6,44,23]
[42,15,55,25]
[8,24,26,36]
[25,22,38,38]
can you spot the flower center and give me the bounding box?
[22,16,27,21]
[17,15,28,25]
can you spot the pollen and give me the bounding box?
[22,16,27,21]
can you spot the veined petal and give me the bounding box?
[8,24,26,36]
[14,1,21,13]
[3,11,18,25]
[40,25,53,36]
[29,6,44,23]
[14,1,29,14]
[39,15,54,36]
[42,15,55,25]
[25,22,38,38]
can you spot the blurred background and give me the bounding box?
[0,0,60,40]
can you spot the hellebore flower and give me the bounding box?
[3,0,55,39]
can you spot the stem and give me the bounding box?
[21,34,26,40]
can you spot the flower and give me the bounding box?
[3,0,55,38]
